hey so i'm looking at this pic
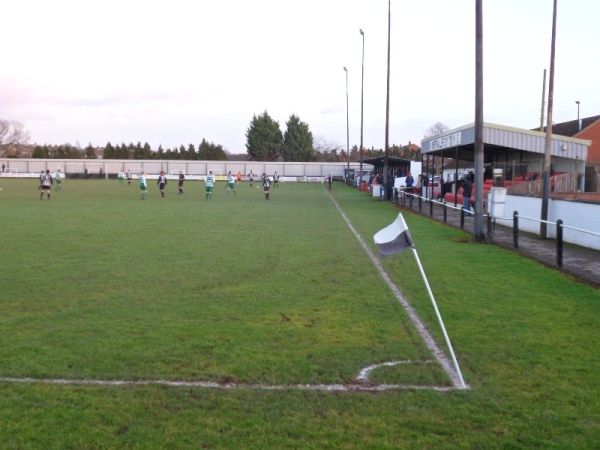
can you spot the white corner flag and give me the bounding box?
[373,213,414,258]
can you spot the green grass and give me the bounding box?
[0,178,599,448]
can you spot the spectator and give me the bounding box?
[462,176,473,216]
[422,173,429,197]
[405,172,414,194]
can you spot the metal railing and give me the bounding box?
[394,188,599,270]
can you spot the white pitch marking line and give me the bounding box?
[0,360,452,393]
[356,360,435,381]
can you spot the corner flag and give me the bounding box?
[373,213,414,258]
[372,212,467,389]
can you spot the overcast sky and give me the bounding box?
[2,0,598,154]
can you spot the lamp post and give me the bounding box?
[541,0,557,239]
[344,66,350,184]
[576,100,580,131]
[383,0,391,200]
[359,29,365,191]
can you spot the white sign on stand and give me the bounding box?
[487,187,507,218]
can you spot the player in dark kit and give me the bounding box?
[40,170,53,200]
[178,171,185,194]
[262,173,271,200]
[157,171,167,197]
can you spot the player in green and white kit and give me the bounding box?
[226,171,236,195]
[54,169,63,191]
[139,171,148,200]
[205,171,215,201]
[118,170,125,185]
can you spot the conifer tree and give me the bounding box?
[245,111,283,161]
[283,114,315,162]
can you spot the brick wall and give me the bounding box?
[576,119,600,165]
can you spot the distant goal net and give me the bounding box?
[3,168,18,174]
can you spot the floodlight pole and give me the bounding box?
[541,0,557,239]
[344,67,350,185]
[383,0,391,200]
[360,29,365,190]
[539,69,546,132]
[474,0,484,241]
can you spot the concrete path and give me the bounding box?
[397,195,600,288]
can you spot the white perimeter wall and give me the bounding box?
[0,159,372,178]
[494,195,600,251]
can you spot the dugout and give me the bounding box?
[362,156,413,198]
[363,156,413,177]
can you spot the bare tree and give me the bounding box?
[423,122,450,139]
[313,136,344,162]
[0,119,31,154]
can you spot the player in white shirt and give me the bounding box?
[54,169,63,191]
[226,171,236,195]
[118,170,125,185]
[139,171,148,200]
[205,171,215,201]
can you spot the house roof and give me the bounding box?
[540,115,600,137]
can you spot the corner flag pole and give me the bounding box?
[410,246,466,389]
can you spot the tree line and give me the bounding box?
[4,115,434,162]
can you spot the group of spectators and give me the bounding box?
[366,170,437,198]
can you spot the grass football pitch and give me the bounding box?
[0,177,599,448]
